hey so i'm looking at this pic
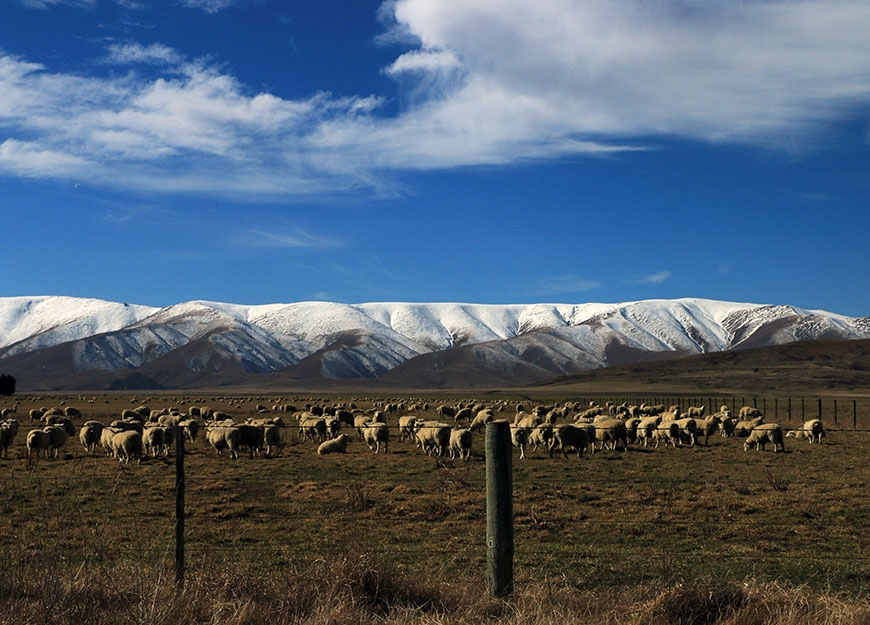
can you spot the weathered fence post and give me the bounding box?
[175,425,186,591]
[486,420,514,598]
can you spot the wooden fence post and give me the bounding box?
[175,425,186,591]
[486,420,514,598]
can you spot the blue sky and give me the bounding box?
[1,0,869,317]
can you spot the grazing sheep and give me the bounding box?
[653,421,681,448]
[0,419,19,458]
[398,416,418,441]
[353,415,372,439]
[263,424,284,456]
[27,429,52,460]
[786,418,825,445]
[236,424,265,458]
[44,425,69,458]
[42,415,75,436]
[437,405,456,421]
[551,423,589,459]
[592,419,628,452]
[453,407,473,423]
[685,405,706,418]
[636,416,662,447]
[362,422,390,454]
[738,406,763,419]
[142,426,166,458]
[299,417,327,443]
[449,428,472,460]
[469,409,495,433]
[672,418,699,447]
[111,430,144,464]
[733,417,764,437]
[179,419,200,442]
[317,433,351,455]
[78,421,104,454]
[205,426,241,459]
[510,425,529,459]
[693,415,721,446]
[64,406,83,419]
[414,422,451,456]
[528,423,554,453]
[743,423,785,452]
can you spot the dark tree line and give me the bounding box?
[0,374,15,396]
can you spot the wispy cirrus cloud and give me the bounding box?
[631,271,672,285]
[177,0,245,14]
[536,274,601,295]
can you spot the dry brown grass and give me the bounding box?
[1,391,870,624]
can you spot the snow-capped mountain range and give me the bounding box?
[0,296,868,390]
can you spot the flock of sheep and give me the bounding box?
[0,397,827,465]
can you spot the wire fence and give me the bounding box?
[3,418,869,593]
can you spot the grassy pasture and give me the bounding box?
[1,392,870,624]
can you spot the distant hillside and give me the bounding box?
[529,338,870,397]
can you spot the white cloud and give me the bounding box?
[19,0,95,8]
[178,0,244,13]
[537,275,601,295]
[105,43,183,67]
[3,1,870,197]
[634,271,672,285]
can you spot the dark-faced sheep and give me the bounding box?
[551,423,589,459]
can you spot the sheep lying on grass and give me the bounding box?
[318,433,351,455]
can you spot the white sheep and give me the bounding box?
[785,418,825,445]
[510,425,529,459]
[449,428,472,460]
[205,426,241,459]
[469,409,495,433]
[636,416,662,447]
[111,430,144,464]
[743,423,785,452]
[263,424,284,456]
[414,422,451,456]
[398,416,418,441]
[142,425,166,458]
[0,419,19,458]
[299,417,327,443]
[592,419,628,452]
[671,418,699,447]
[78,421,104,454]
[44,425,69,458]
[26,429,52,460]
[653,421,681,448]
[362,422,390,453]
[528,423,554,453]
[317,433,351,455]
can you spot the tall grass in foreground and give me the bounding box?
[2,550,868,625]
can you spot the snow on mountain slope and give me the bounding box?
[0,296,158,354]
[1,296,868,388]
